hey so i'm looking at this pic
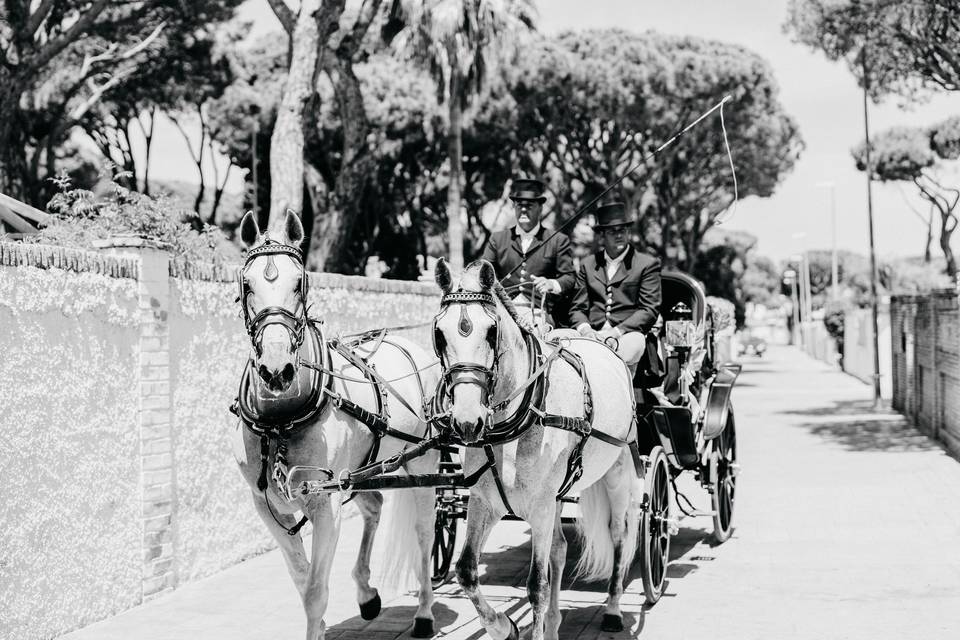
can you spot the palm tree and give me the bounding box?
[390,0,536,270]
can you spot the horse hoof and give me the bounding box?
[411,617,435,638]
[505,617,520,640]
[359,592,381,620]
[601,613,624,632]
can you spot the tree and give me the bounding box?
[741,255,782,307]
[0,1,242,205]
[388,0,537,270]
[502,30,802,270]
[786,0,960,99]
[852,124,959,278]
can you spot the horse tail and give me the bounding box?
[574,454,642,582]
[374,486,424,592]
[574,480,615,581]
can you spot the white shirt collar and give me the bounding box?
[516,223,541,240]
[604,247,630,265]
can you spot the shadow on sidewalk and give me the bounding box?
[784,400,938,453]
[325,602,459,639]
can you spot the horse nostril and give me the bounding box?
[281,363,295,382]
[258,364,272,383]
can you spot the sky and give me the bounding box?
[142,0,960,263]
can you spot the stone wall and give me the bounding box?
[0,244,142,640]
[0,240,439,640]
[891,291,960,458]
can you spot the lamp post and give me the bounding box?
[862,47,883,409]
[816,180,839,300]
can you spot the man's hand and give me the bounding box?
[531,276,561,295]
[576,323,599,340]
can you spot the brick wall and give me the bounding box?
[891,291,960,458]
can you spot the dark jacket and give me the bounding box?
[480,226,576,296]
[570,247,662,333]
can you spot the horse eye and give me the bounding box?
[485,325,497,349]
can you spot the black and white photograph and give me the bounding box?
[2,1,959,639]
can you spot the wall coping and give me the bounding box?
[171,258,439,296]
[0,240,139,279]
[0,240,439,296]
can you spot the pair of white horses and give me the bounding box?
[236,211,644,640]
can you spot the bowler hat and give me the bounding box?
[509,178,546,202]
[593,202,633,229]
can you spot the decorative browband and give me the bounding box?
[245,240,303,264]
[441,291,497,306]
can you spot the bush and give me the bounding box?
[822,300,849,366]
[19,169,240,265]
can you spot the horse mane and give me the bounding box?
[461,260,535,336]
[492,280,536,336]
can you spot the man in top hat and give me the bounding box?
[481,178,575,324]
[569,201,662,376]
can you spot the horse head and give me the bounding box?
[433,259,525,443]
[238,210,308,392]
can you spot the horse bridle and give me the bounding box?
[433,290,501,406]
[238,239,309,357]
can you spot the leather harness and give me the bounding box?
[430,289,636,515]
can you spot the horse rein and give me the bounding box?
[238,240,309,356]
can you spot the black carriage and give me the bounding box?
[430,271,742,600]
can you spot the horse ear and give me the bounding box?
[284,210,304,246]
[240,211,260,247]
[478,260,496,290]
[435,258,453,294]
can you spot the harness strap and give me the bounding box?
[331,340,426,422]
[484,444,516,517]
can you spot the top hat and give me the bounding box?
[593,202,633,229]
[509,178,547,202]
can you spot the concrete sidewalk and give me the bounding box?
[61,346,960,639]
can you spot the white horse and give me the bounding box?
[432,259,643,640]
[234,211,439,640]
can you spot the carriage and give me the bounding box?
[429,270,741,604]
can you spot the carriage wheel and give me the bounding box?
[711,412,737,544]
[431,496,459,587]
[639,446,671,605]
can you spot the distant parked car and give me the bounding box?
[738,332,767,357]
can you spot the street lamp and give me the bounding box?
[861,46,883,409]
[816,180,839,301]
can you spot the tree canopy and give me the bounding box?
[786,0,960,98]
[502,29,802,270]
[852,121,960,277]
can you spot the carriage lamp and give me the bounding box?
[665,302,697,349]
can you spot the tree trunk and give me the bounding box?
[307,53,372,273]
[0,75,29,202]
[446,76,465,271]
[940,213,957,279]
[267,0,324,234]
[924,213,933,263]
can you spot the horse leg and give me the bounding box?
[601,458,639,633]
[250,490,311,596]
[455,495,516,640]
[301,496,342,640]
[545,505,566,640]
[352,491,383,620]
[410,486,438,637]
[527,500,559,640]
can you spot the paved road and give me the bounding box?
[63,346,960,640]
